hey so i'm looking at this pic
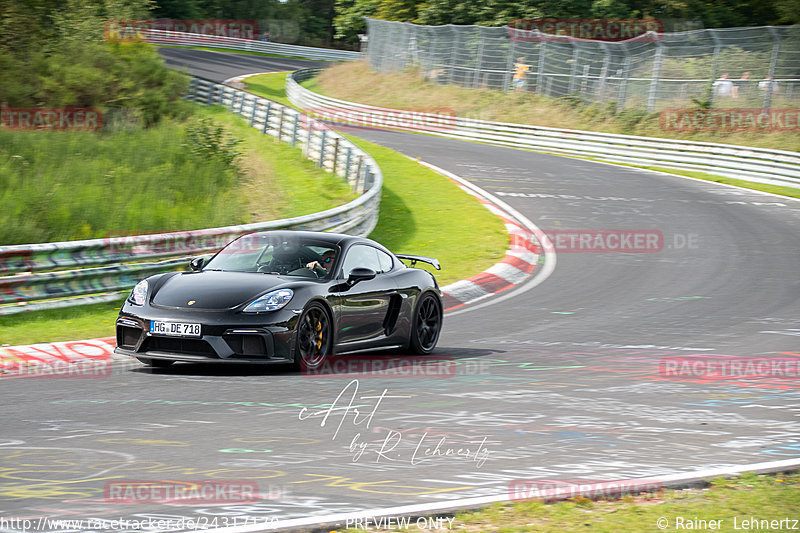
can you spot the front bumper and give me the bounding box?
[115,309,297,364]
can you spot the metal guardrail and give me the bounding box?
[287,69,800,190]
[0,77,383,315]
[144,29,361,62]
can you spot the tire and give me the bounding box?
[136,357,175,368]
[292,302,333,371]
[409,292,443,354]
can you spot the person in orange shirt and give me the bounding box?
[513,57,530,92]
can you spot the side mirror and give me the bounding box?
[189,257,206,271]
[347,267,376,286]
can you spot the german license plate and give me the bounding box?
[150,320,201,337]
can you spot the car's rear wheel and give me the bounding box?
[409,292,442,354]
[136,357,175,368]
[293,302,332,371]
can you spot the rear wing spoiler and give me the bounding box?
[396,254,441,270]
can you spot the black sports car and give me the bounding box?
[114,230,443,369]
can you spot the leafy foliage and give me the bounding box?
[184,117,243,169]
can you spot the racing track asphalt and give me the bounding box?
[1,50,799,532]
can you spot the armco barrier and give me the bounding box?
[0,77,382,315]
[143,29,360,62]
[287,69,800,190]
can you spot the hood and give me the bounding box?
[151,271,289,310]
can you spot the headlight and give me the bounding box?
[243,288,294,313]
[129,279,148,306]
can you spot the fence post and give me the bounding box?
[568,42,580,94]
[617,47,632,109]
[448,26,460,85]
[647,41,664,113]
[764,27,781,110]
[473,27,486,89]
[597,43,610,104]
[503,31,516,92]
[536,41,547,95]
[708,31,723,107]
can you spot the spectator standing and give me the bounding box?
[512,57,530,92]
[712,73,734,98]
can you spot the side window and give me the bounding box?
[376,249,394,273]
[341,245,381,277]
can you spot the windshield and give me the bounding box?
[205,234,338,278]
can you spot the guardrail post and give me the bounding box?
[647,42,664,113]
[277,107,285,142]
[249,98,258,126]
[262,101,272,134]
[355,155,364,191]
[332,137,340,174]
[345,147,353,181]
[292,114,300,146]
[318,130,328,168]
[237,93,246,115]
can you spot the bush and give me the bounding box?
[2,41,189,127]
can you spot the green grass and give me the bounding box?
[0,299,125,346]
[0,104,354,245]
[337,472,800,532]
[243,72,294,107]
[0,112,243,245]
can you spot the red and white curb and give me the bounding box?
[417,161,555,313]
[0,337,119,376]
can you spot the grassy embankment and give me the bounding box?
[307,62,800,200]
[0,104,354,343]
[0,73,508,344]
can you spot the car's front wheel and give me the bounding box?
[292,302,332,371]
[409,292,442,354]
[136,357,175,368]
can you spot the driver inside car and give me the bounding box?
[306,250,335,278]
